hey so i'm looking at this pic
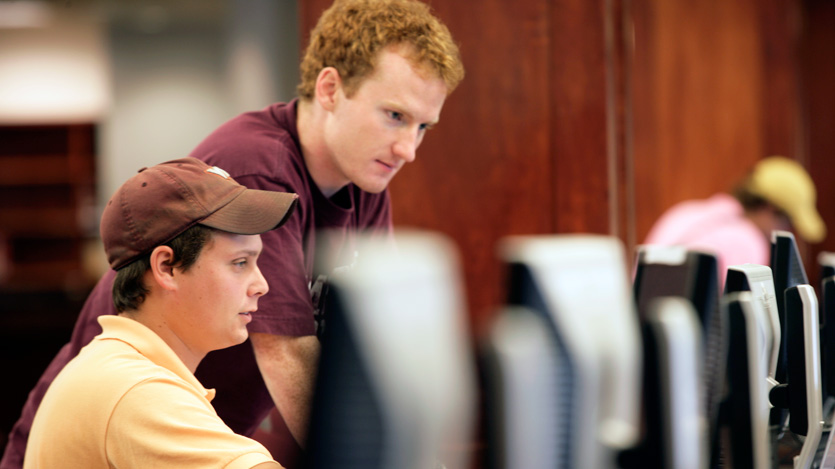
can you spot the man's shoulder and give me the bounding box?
[191,102,303,178]
[213,103,296,140]
[59,339,164,390]
[36,339,169,428]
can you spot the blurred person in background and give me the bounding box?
[1,1,464,468]
[643,156,826,286]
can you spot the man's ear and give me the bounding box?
[149,246,177,291]
[314,67,342,112]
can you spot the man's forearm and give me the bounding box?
[250,333,321,446]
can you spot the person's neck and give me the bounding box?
[744,206,778,241]
[296,99,348,198]
[120,305,204,373]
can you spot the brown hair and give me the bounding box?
[732,181,771,212]
[297,0,464,100]
[113,224,215,312]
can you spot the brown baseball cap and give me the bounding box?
[101,157,299,270]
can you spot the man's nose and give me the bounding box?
[393,128,419,163]
[251,266,269,297]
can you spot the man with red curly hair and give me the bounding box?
[2,1,464,468]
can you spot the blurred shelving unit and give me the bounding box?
[0,123,99,452]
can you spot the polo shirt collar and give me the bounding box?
[96,315,217,402]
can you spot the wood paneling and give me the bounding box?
[389,0,553,333]
[803,0,835,287]
[551,0,614,235]
[758,0,804,158]
[631,0,768,243]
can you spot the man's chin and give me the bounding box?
[355,178,391,194]
[222,331,251,350]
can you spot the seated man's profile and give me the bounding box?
[24,157,298,469]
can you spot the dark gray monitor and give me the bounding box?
[304,232,476,469]
[638,297,708,469]
[816,253,835,405]
[498,235,642,469]
[724,263,780,382]
[482,307,562,469]
[769,285,824,468]
[770,230,809,385]
[633,245,725,467]
[821,277,835,402]
[722,292,772,469]
[818,251,835,283]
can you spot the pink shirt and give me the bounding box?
[644,193,770,286]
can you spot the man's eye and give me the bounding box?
[388,111,403,121]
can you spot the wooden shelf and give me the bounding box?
[0,124,97,290]
[0,154,94,186]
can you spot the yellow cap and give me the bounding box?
[746,156,826,243]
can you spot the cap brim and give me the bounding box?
[792,207,826,243]
[201,189,299,235]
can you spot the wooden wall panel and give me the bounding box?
[630,0,767,243]
[551,0,616,236]
[388,0,553,333]
[803,0,835,286]
[758,0,804,158]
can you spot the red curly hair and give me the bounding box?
[298,0,464,99]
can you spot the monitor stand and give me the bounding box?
[813,398,835,469]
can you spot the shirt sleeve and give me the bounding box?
[106,377,281,468]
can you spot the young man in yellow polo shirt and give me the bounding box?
[23,158,298,468]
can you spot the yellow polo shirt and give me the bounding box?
[24,315,280,468]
